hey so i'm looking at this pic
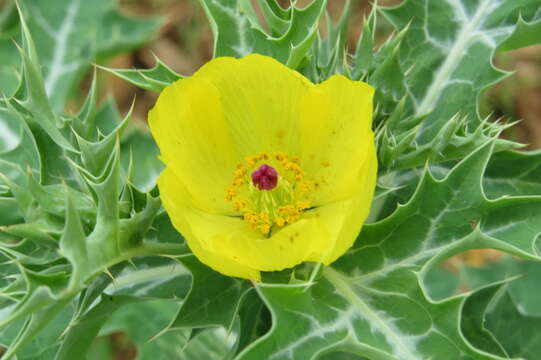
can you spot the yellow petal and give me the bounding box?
[148,74,239,215]
[299,74,374,206]
[191,55,311,159]
[211,217,323,272]
[305,137,378,264]
[158,168,260,280]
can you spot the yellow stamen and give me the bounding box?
[259,211,270,223]
[259,224,270,235]
[233,199,247,211]
[227,151,313,235]
[225,188,238,201]
[246,156,257,167]
[296,201,310,210]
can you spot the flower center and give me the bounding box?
[251,164,278,190]
[225,152,313,235]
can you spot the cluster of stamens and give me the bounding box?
[225,152,313,235]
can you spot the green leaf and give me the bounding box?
[0,107,40,188]
[430,257,541,358]
[19,0,160,110]
[0,118,180,358]
[0,41,19,99]
[302,1,351,82]
[59,189,88,288]
[235,290,269,354]
[99,56,182,92]
[74,256,241,359]
[498,14,541,51]
[55,295,142,360]
[379,0,541,142]
[379,116,518,171]
[104,257,191,300]
[0,282,73,359]
[237,142,541,359]
[483,149,541,198]
[395,146,541,209]
[169,255,251,331]
[0,303,74,360]
[177,326,238,360]
[351,8,376,81]
[200,0,326,68]
[5,4,76,186]
[460,281,508,357]
[95,97,121,136]
[485,287,541,359]
[97,299,186,360]
[56,257,189,359]
[120,124,164,192]
[458,257,541,317]
[11,3,75,153]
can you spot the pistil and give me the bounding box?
[251,164,278,190]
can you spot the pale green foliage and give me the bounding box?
[1,0,541,359]
[0,0,159,109]
[99,57,182,93]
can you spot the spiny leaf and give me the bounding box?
[485,287,541,359]
[6,4,76,186]
[59,189,88,289]
[483,149,541,198]
[0,107,40,188]
[176,326,239,360]
[1,297,72,359]
[120,124,164,192]
[498,13,541,51]
[0,2,21,96]
[169,255,251,330]
[200,0,326,68]
[98,56,182,92]
[450,256,541,317]
[235,289,269,355]
[351,7,376,81]
[18,0,160,110]
[302,0,351,82]
[72,101,130,179]
[0,301,74,360]
[379,115,518,170]
[380,0,541,143]
[460,281,509,357]
[91,299,187,360]
[55,295,144,360]
[11,3,75,153]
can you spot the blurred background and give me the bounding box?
[1,0,541,358]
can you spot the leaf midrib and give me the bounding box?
[42,0,81,96]
[323,266,419,360]
[415,0,492,116]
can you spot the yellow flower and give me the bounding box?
[149,54,377,281]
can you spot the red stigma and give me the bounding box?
[251,164,278,190]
